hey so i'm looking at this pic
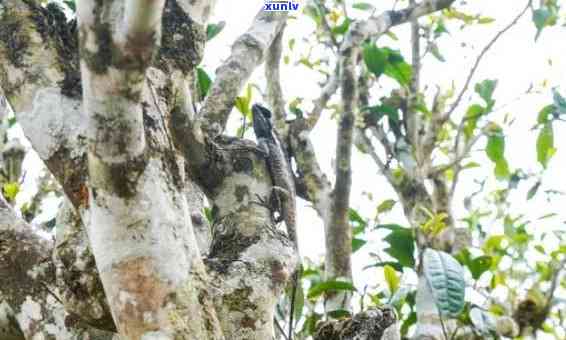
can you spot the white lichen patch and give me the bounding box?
[18,88,86,160]
[141,331,172,340]
[87,158,191,285]
[17,296,42,333]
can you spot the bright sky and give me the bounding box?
[9,0,566,337]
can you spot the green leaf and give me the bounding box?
[486,132,505,163]
[533,8,551,40]
[433,19,449,38]
[464,104,485,140]
[384,265,400,294]
[378,224,416,268]
[423,249,466,318]
[537,104,555,124]
[537,122,555,168]
[332,18,351,36]
[383,48,412,86]
[3,182,20,201]
[307,280,356,299]
[352,2,374,11]
[468,256,492,280]
[377,199,396,214]
[206,21,226,41]
[362,44,387,78]
[475,79,497,109]
[349,208,367,228]
[235,85,253,118]
[63,0,76,11]
[494,159,510,180]
[196,68,212,100]
[352,238,367,253]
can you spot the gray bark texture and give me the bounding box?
[0,0,467,339]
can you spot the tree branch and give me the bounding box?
[343,0,456,50]
[199,10,288,137]
[265,27,287,130]
[443,0,531,121]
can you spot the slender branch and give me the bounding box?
[122,0,166,44]
[443,0,531,121]
[306,66,340,131]
[265,27,287,129]
[181,0,217,25]
[429,127,486,176]
[358,129,396,186]
[324,35,358,310]
[343,0,456,50]
[314,0,340,49]
[199,10,288,137]
[544,256,566,312]
[407,0,421,147]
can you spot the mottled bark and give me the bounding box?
[0,194,117,339]
[1,0,299,339]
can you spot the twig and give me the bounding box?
[274,316,290,340]
[306,66,340,131]
[265,27,287,127]
[314,0,340,49]
[444,0,532,121]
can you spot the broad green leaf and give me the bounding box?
[364,105,397,125]
[468,256,492,280]
[377,199,396,214]
[475,79,497,109]
[433,19,449,38]
[486,129,510,179]
[537,122,555,168]
[383,48,412,86]
[352,2,374,11]
[401,311,417,336]
[378,224,416,268]
[486,131,504,162]
[537,104,555,124]
[332,18,351,35]
[464,104,485,140]
[349,208,367,228]
[307,280,356,299]
[384,265,400,294]
[423,249,466,318]
[352,238,367,253]
[3,182,19,201]
[206,21,226,41]
[533,7,552,40]
[494,159,510,180]
[235,85,253,118]
[362,44,387,78]
[196,68,212,100]
[63,0,76,11]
